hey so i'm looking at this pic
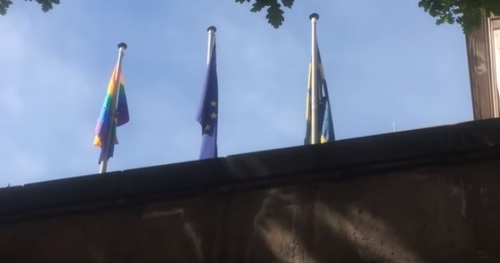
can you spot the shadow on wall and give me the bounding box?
[2,162,500,262]
[237,163,500,262]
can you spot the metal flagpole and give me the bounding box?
[309,13,320,144]
[207,26,216,64]
[99,42,127,174]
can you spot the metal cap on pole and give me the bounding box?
[118,42,128,50]
[309,13,319,144]
[207,26,217,33]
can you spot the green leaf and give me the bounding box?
[251,1,266,12]
[281,0,294,8]
[266,2,284,28]
[0,0,13,15]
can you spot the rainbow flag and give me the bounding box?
[93,65,129,163]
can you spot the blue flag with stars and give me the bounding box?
[196,42,218,159]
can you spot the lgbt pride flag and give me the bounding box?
[93,65,129,164]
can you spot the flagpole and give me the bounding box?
[309,13,320,144]
[99,42,127,174]
[207,26,216,64]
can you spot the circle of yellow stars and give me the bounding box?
[204,100,217,131]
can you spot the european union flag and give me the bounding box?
[305,46,335,144]
[196,42,218,159]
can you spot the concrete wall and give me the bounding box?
[1,159,500,262]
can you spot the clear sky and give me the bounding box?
[0,0,472,186]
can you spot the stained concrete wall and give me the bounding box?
[0,160,500,262]
[2,120,500,262]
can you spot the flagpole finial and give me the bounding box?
[309,13,319,20]
[207,26,217,33]
[117,42,128,50]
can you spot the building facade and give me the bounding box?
[467,13,500,119]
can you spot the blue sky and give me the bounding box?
[0,0,471,186]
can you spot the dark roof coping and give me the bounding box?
[1,119,500,223]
